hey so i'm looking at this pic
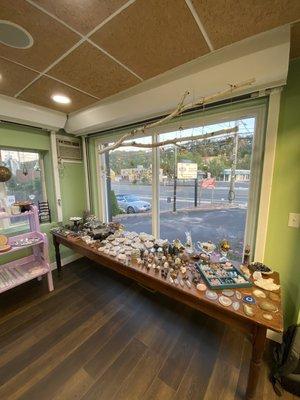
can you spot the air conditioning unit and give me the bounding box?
[56,136,82,162]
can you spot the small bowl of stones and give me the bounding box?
[249,262,273,275]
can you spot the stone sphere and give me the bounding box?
[0,166,12,182]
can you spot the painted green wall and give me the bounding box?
[60,162,86,222]
[264,58,300,327]
[0,124,86,264]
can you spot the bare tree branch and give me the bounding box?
[98,79,254,155]
[120,127,238,148]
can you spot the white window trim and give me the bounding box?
[81,136,91,211]
[254,88,282,261]
[95,101,276,260]
[95,143,109,223]
[50,131,63,222]
[152,133,160,238]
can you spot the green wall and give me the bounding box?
[0,124,86,264]
[264,58,300,327]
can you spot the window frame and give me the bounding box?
[95,101,268,261]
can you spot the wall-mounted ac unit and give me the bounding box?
[56,136,82,161]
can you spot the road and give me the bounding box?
[112,181,249,211]
[113,208,247,261]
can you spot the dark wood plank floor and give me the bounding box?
[0,258,297,400]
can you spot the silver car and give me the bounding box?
[116,194,151,214]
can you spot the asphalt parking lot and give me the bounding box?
[112,181,249,211]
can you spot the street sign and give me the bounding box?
[177,163,197,179]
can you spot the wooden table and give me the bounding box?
[52,232,283,400]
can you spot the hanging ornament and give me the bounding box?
[0,165,12,182]
[22,165,28,176]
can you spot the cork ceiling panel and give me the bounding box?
[33,0,129,35]
[47,42,140,99]
[191,0,300,49]
[0,58,38,97]
[91,0,210,79]
[18,76,97,113]
[0,0,79,71]
[291,22,300,59]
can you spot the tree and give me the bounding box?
[110,190,123,217]
[207,158,226,178]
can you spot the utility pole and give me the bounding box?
[173,145,177,212]
[228,131,239,203]
[194,178,198,207]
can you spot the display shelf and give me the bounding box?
[0,205,54,294]
[0,232,45,256]
[0,259,50,293]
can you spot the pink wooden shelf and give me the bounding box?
[0,206,54,293]
[0,232,45,256]
[0,259,50,293]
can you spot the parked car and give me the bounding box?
[115,194,151,214]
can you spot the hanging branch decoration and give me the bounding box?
[98,78,254,155]
[120,126,238,148]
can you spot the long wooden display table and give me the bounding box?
[52,231,283,400]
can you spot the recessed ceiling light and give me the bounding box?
[51,94,71,104]
[0,20,33,49]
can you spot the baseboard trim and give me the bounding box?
[267,329,282,343]
[50,253,83,270]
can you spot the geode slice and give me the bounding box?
[243,304,255,317]
[259,301,278,312]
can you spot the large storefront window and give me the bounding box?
[98,104,265,262]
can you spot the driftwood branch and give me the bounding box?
[120,127,238,149]
[98,79,254,155]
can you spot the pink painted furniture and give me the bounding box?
[0,205,54,293]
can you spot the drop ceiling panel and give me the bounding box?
[0,58,38,96]
[191,0,300,49]
[32,0,129,34]
[91,0,210,80]
[18,76,97,112]
[47,42,140,99]
[0,0,79,71]
[291,22,300,59]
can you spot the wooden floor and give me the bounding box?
[0,259,297,400]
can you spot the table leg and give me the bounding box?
[53,236,62,275]
[246,326,267,399]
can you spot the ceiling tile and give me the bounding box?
[32,0,129,35]
[290,22,300,59]
[191,0,300,49]
[18,76,97,113]
[0,0,79,71]
[47,42,140,99]
[90,0,210,80]
[0,58,38,97]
